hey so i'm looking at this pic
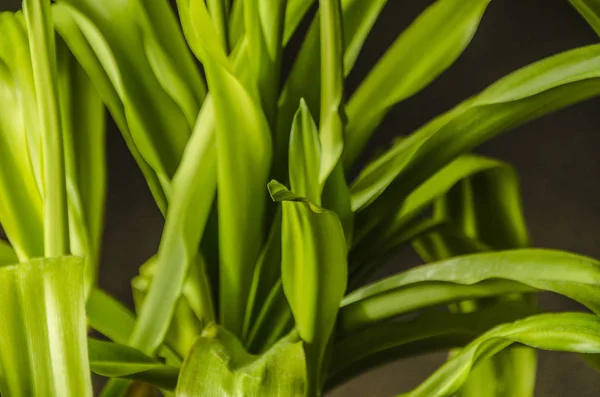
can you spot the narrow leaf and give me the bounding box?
[343,0,491,167]
[570,0,600,37]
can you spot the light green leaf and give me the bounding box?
[352,44,600,224]
[56,37,106,294]
[207,0,230,52]
[55,0,203,191]
[88,338,179,391]
[283,0,316,45]
[0,240,17,266]
[23,0,69,256]
[128,99,216,355]
[317,0,345,185]
[327,301,538,391]
[87,288,136,345]
[53,4,168,213]
[269,180,347,395]
[202,56,272,338]
[289,99,322,203]
[0,257,92,396]
[401,313,600,397]
[176,324,306,397]
[244,0,287,123]
[343,0,491,167]
[570,0,600,37]
[243,210,284,343]
[340,249,600,333]
[275,0,386,179]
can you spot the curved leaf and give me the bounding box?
[352,44,600,227]
[340,249,600,333]
[570,0,600,37]
[327,301,538,390]
[401,313,600,397]
[343,0,491,167]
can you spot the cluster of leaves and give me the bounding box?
[2,0,600,396]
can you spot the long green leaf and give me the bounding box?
[55,0,204,191]
[128,99,216,355]
[401,313,600,397]
[352,44,600,228]
[88,339,179,391]
[340,249,600,333]
[327,301,538,391]
[53,4,168,213]
[269,180,347,395]
[0,257,91,396]
[23,0,70,257]
[176,324,306,397]
[275,0,386,181]
[343,0,491,167]
[202,54,272,339]
[56,37,106,294]
[570,0,600,36]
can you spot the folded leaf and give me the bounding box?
[176,324,306,397]
[0,257,92,396]
[343,0,491,167]
[401,313,600,397]
[269,180,347,395]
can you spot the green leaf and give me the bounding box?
[23,0,70,257]
[0,240,18,266]
[352,44,600,227]
[128,99,216,355]
[283,0,316,45]
[317,0,345,185]
[176,324,306,397]
[401,313,600,397]
[327,301,538,391]
[244,0,287,123]
[289,99,322,203]
[269,180,347,395]
[275,0,386,181]
[0,257,92,396]
[87,288,136,345]
[243,210,284,343]
[56,37,106,294]
[53,4,168,213]
[55,0,204,191]
[207,0,230,52]
[245,280,294,354]
[570,0,600,37]
[202,54,272,338]
[88,338,179,391]
[340,249,600,333]
[343,0,491,167]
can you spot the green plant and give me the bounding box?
[2,0,600,396]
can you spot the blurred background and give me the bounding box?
[2,0,600,395]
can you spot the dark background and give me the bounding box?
[3,0,600,395]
